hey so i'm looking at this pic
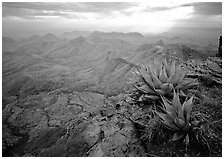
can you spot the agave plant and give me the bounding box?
[156,89,201,141]
[130,58,199,100]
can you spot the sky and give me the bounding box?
[2,1,222,40]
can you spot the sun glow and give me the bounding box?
[59,4,194,33]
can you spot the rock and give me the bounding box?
[3,89,145,157]
[184,57,222,87]
[2,124,23,152]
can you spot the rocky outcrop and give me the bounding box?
[183,57,222,86]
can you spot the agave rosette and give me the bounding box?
[130,57,199,100]
[156,89,201,141]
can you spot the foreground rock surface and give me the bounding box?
[3,90,148,156]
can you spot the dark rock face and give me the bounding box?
[216,36,222,57]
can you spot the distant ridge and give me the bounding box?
[3,37,16,43]
[29,35,41,41]
[41,33,58,41]
[68,36,85,45]
[90,31,144,38]
[62,30,91,39]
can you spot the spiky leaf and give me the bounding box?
[150,73,162,89]
[170,60,176,77]
[156,112,179,131]
[145,94,160,100]
[154,61,163,78]
[160,95,176,116]
[139,69,155,90]
[174,117,186,128]
[160,83,173,94]
[172,89,182,113]
[183,96,194,123]
[172,132,184,141]
[159,67,168,83]
[155,89,166,95]
[135,84,155,94]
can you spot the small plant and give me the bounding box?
[130,58,199,100]
[156,89,201,141]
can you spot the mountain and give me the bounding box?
[29,35,41,41]
[61,30,91,39]
[133,41,205,65]
[41,33,58,41]
[90,31,144,40]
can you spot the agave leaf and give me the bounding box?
[172,132,184,141]
[155,88,166,96]
[176,97,185,120]
[136,84,155,94]
[160,83,173,94]
[178,69,188,83]
[160,95,176,116]
[159,67,168,83]
[150,73,162,89]
[172,89,182,114]
[166,74,175,83]
[175,64,182,74]
[165,63,172,78]
[174,117,186,128]
[139,69,155,89]
[183,81,200,90]
[183,96,194,123]
[179,90,187,97]
[170,60,176,77]
[182,123,191,131]
[175,78,195,90]
[156,112,179,131]
[156,112,173,122]
[173,71,182,86]
[185,134,190,146]
[132,70,144,82]
[148,63,157,77]
[154,61,163,78]
[145,94,160,100]
[162,57,168,67]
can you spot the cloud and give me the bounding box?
[174,2,222,29]
[191,2,222,16]
[2,2,137,19]
[2,2,222,40]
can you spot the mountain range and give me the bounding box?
[3,31,219,97]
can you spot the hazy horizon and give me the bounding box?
[2,2,222,40]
